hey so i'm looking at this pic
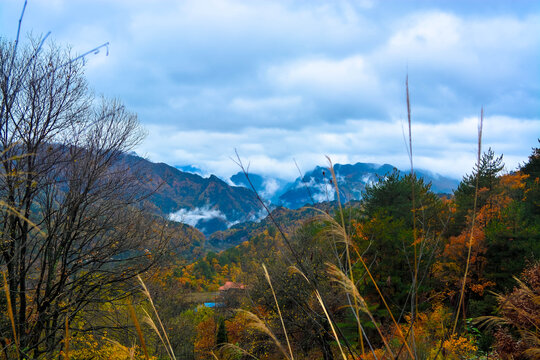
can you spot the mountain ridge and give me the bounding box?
[231,161,459,209]
[120,155,458,236]
[121,154,264,235]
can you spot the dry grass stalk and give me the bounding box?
[452,107,484,334]
[313,209,415,359]
[327,263,394,358]
[106,339,137,360]
[128,299,150,360]
[2,271,19,360]
[237,309,291,360]
[522,331,540,359]
[215,344,260,360]
[142,307,172,358]
[262,264,295,360]
[326,157,366,356]
[137,275,177,360]
[313,289,348,360]
[406,75,419,325]
[64,315,69,360]
[0,200,45,237]
[476,272,540,358]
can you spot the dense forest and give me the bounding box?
[1,20,540,360]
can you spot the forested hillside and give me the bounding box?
[120,154,264,235]
[141,145,539,359]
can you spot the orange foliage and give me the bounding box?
[194,316,217,359]
[225,312,250,345]
[433,173,528,300]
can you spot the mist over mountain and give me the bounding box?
[122,154,458,236]
[121,154,264,235]
[231,162,459,209]
[230,172,289,203]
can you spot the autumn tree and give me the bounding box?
[434,147,539,318]
[0,37,168,357]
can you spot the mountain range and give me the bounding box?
[230,162,459,209]
[122,154,264,235]
[124,154,459,236]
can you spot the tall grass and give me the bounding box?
[128,299,150,360]
[326,156,365,356]
[262,264,295,360]
[138,275,176,360]
[64,315,70,360]
[2,271,19,360]
[314,207,415,359]
[452,108,483,334]
[406,75,419,325]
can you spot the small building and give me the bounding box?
[218,281,246,308]
[218,281,246,292]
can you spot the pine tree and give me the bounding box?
[216,317,228,345]
[451,148,504,235]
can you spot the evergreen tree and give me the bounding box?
[216,317,228,345]
[451,148,504,235]
[520,139,540,179]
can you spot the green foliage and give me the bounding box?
[484,207,540,291]
[451,148,504,235]
[520,139,540,179]
[359,170,446,312]
[216,317,228,345]
[362,170,446,230]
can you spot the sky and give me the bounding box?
[1,0,539,181]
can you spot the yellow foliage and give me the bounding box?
[436,334,477,360]
[64,332,154,360]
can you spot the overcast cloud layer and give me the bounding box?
[1,0,538,180]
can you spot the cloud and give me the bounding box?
[268,55,379,96]
[260,178,282,199]
[1,1,538,182]
[230,96,302,113]
[371,12,540,121]
[294,177,336,202]
[140,115,539,181]
[168,206,227,227]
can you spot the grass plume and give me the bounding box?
[327,263,394,358]
[237,309,291,360]
[326,156,366,356]
[452,107,484,334]
[128,299,150,360]
[262,264,295,360]
[138,275,176,360]
[2,271,19,360]
[313,208,415,359]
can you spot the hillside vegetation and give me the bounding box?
[140,145,539,360]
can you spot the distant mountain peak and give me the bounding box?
[278,161,458,209]
[122,154,264,236]
[126,155,458,235]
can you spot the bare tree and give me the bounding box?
[0,37,169,357]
